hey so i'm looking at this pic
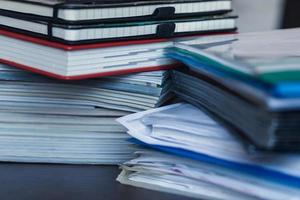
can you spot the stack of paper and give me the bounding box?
[167,28,300,150]
[117,103,300,199]
[0,63,171,164]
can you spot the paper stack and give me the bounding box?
[116,28,300,199]
[168,28,300,150]
[117,103,300,199]
[0,0,237,165]
[0,63,172,164]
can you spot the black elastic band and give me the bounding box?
[153,7,175,20]
[53,5,59,19]
[47,23,53,38]
[156,23,176,38]
[47,4,63,38]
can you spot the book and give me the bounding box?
[167,28,300,150]
[117,103,300,199]
[0,12,237,44]
[0,63,172,164]
[0,29,176,80]
[0,0,233,24]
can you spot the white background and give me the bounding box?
[233,0,285,32]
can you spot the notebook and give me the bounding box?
[0,29,177,80]
[0,12,237,44]
[0,0,233,24]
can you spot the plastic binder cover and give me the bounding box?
[0,12,237,44]
[170,28,300,98]
[0,0,233,24]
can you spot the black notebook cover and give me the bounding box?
[0,11,237,45]
[0,0,233,24]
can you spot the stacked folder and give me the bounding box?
[117,103,300,199]
[0,63,171,164]
[168,28,300,150]
[0,0,236,79]
[116,28,300,198]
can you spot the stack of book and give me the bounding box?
[0,0,237,164]
[117,29,300,199]
[0,0,236,79]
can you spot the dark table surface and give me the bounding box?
[0,163,195,200]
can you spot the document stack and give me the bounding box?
[169,28,300,150]
[0,63,171,164]
[0,0,237,164]
[0,0,236,79]
[116,28,300,199]
[117,103,300,200]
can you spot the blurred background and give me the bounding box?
[233,0,300,32]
